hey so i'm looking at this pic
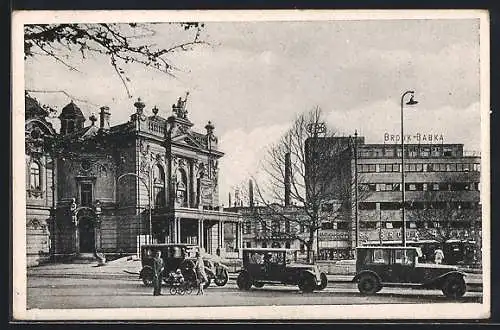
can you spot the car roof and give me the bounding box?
[242,248,297,252]
[357,246,419,250]
[141,243,198,248]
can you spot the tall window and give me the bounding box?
[80,183,93,207]
[153,164,165,208]
[29,162,41,190]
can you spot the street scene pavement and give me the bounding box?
[27,258,483,309]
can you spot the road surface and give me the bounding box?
[27,275,482,309]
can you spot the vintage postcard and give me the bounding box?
[12,10,490,320]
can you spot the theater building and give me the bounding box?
[25,93,242,265]
[312,136,482,263]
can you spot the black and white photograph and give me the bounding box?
[12,10,490,320]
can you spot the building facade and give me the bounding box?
[25,93,243,265]
[313,136,482,264]
[25,94,57,266]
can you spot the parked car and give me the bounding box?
[139,243,198,287]
[352,246,467,298]
[236,248,328,292]
[139,243,229,289]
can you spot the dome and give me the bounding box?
[59,100,85,120]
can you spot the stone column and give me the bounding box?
[198,219,204,251]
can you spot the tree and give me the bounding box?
[252,107,365,262]
[24,23,207,98]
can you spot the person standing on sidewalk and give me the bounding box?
[152,250,164,296]
[195,251,207,295]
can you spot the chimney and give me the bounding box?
[228,192,232,208]
[249,179,254,208]
[284,152,291,206]
[99,106,111,129]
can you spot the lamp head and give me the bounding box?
[406,94,418,106]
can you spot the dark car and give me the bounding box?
[139,243,228,288]
[236,248,328,292]
[352,246,467,298]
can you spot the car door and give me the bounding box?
[390,249,415,283]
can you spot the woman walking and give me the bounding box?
[195,251,207,295]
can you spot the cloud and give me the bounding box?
[218,123,290,203]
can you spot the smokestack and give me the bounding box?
[228,192,232,208]
[99,106,111,129]
[249,179,254,207]
[284,152,291,206]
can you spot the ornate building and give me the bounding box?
[25,93,243,265]
[25,94,57,266]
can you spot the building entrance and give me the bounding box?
[79,216,95,253]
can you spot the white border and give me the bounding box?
[12,9,491,321]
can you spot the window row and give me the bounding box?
[358,163,480,173]
[358,201,481,211]
[359,182,480,192]
[358,221,481,229]
[358,145,463,159]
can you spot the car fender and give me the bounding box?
[423,270,466,287]
[301,269,317,279]
[205,266,215,278]
[352,270,382,283]
[139,265,153,279]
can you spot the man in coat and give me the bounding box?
[153,250,165,296]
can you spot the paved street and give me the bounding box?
[27,261,483,309]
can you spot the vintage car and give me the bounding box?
[352,246,467,298]
[236,248,328,292]
[139,243,228,289]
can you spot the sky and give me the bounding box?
[24,18,483,206]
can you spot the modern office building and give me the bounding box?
[24,93,242,265]
[310,136,482,263]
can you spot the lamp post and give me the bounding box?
[348,131,359,252]
[117,172,152,245]
[400,90,418,247]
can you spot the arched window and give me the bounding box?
[153,164,165,208]
[30,162,41,190]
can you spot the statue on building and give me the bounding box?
[172,92,189,119]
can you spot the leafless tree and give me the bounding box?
[251,107,366,262]
[24,23,207,98]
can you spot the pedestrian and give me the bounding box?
[195,251,207,295]
[152,250,164,296]
[434,249,444,264]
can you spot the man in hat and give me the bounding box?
[152,250,164,296]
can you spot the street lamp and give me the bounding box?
[400,90,418,247]
[348,131,359,250]
[117,172,152,245]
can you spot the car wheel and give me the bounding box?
[357,274,380,295]
[317,273,328,290]
[142,277,153,287]
[215,269,229,286]
[169,287,177,295]
[253,282,265,288]
[442,276,466,299]
[237,272,252,290]
[298,274,316,293]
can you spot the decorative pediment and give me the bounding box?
[171,133,204,149]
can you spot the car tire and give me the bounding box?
[357,274,380,295]
[237,272,252,290]
[142,277,153,287]
[317,272,328,290]
[253,282,265,288]
[442,276,466,299]
[298,274,316,293]
[215,269,229,287]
